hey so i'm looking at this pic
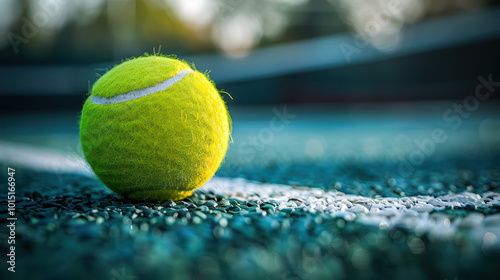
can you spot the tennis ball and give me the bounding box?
[80,55,230,202]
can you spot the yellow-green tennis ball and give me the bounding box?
[80,56,230,202]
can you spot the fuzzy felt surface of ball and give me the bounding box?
[80,55,231,202]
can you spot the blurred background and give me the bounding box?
[1,0,500,109]
[1,0,500,185]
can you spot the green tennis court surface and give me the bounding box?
[1,103,499,280]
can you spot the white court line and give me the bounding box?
[1,140,498,242]
[0,140,92,176]
[91,69,193,105]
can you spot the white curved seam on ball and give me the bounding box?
[91,69,194,105]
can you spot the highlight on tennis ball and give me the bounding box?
[80,55,231,202]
